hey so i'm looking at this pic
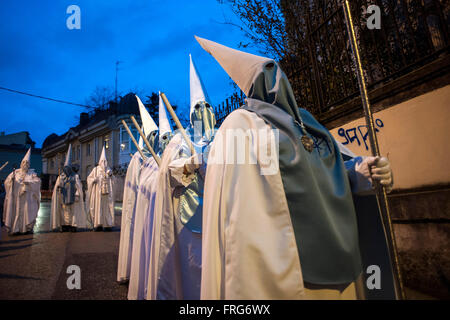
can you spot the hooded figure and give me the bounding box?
[128,95,163,300]
[86,145,115,230]
[51,144,89,231]
[196,36,395,300]
[117,137,144,283]
[147,55,217,300]
[3,148,41,234]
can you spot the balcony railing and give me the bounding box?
[214,91,246,126]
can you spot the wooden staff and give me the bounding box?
[343,0,404,299]
[121,120,146,160]
[130,116,161,166]
[0,161,8,172]
[160,92,195,156]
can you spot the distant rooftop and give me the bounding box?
[42,93,142,149]
[0,131,35,148]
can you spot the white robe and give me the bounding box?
[201,109,306,299]
[50,174,88,230]
[146,137,179,300]
[201,109,375,300]
[86,166,115,228]
[147,133,204,300]
[128,157,158,300]
[3,169,41,234]
[117,152,142,282]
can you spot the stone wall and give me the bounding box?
[389,188,450,298]
[329,85,450,298]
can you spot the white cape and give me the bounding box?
[201,109,305,299]
[86,166,115,228]
[128,157,158,300]
[3,169,41,234]
[50,174,88,230]
[117,152,142,282]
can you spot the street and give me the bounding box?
[0,201,127,299]
[0,202,437,300]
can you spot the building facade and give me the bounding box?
[0,131,41,181]
[41,94,144,200]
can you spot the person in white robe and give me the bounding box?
[86,146,115,231]
[0,163,6,238]
[128,94,166,300]
[50,144,89,232]
[148,55,216,300]
[147,131,183,300]
[117,138,144,284]
[3,148,41,235]
[141,92,173,299]
[195,36,394,300]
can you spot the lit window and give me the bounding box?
[120,127,130,153]
[120,125,139,153]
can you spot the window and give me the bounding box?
[120,125,139,154]
[77,145,81,160]
[86,143,91,156]
[120,128,130,153]
[50,159,54,169]
[104,135,110,149]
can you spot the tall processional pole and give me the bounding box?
[342,0,404,300]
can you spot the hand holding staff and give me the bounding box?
[130,116,161,166]
[343,0,404,299]
[121,120,146,160]
[160,92,195,156]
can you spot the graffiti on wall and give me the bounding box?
[337,119,384,151]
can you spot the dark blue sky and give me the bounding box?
[0,0,257,147]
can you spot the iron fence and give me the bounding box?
[214,1,449,125]
[281,0,449,118]
[214,91,246,126]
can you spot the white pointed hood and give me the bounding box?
[64,144,72,167]
[136,95,158,136]
[22,148,31,164]
[99,145,108,169]
[158,91,172,136]
[195,35,303,122]
[189,54,210,115]
[20,147,31,171]
[195,36,272,96]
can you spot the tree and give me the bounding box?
[145,92,160,121]
[84,86,116,109]
[144,93,191,129]
[218,0,287,59]
[217,1,317,111]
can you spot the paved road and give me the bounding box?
[0,202,436,300]
[0,201,128,300]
